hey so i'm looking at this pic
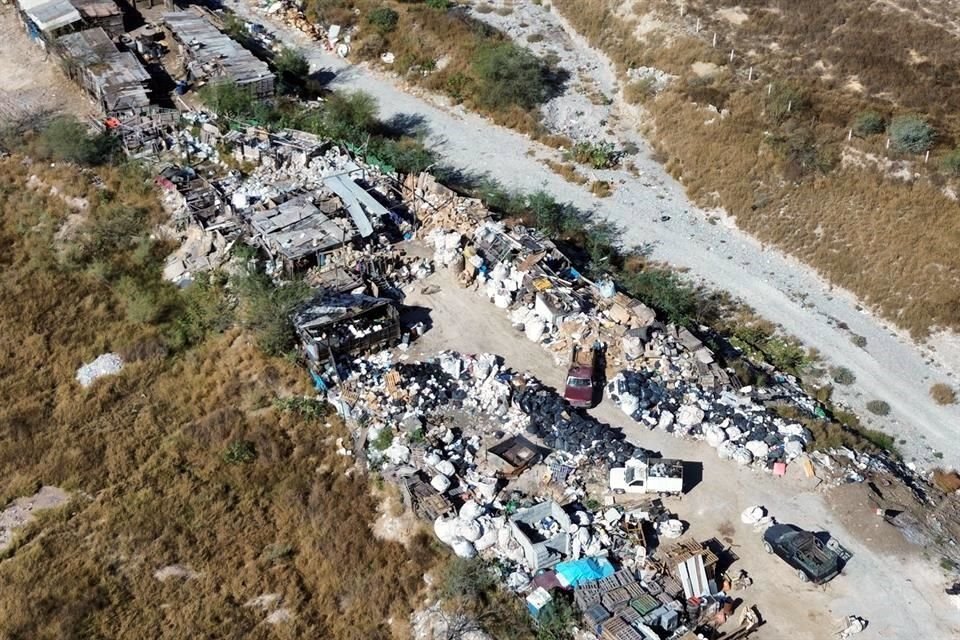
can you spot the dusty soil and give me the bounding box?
[0,485,69,552]
[0,8,92,126]
[401,251,960,640]
[236,0,960,469]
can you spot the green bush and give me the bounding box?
[866,399,891,416]
[765,82,809,124]
[198,81,258,119]
[35,116,117,165]
[425,0,450,8]
[850,334,867,348]
[889,115,935,153]
[275,396,328,419]
[853,111,885,136]
[368,7,399,33]
[371,428,394,451]
[165,275,233,351]
[830,366,856,385]
[232,269,313,356]
[621,268,697,327]
[472,42,548,111]
[224,439,257,464]
[568,141,619,169]
[322,90,379,142]
[274,47,310,90]
[941,149,960,176]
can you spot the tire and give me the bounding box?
[763,541,773,554]
[797,569,809,583]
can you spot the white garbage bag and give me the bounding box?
[452,539,477,558]
[435,459,456,477]
[704,425,727,448]
[731,446,754,466]
[745,440,770,459]
[430,474,451,493]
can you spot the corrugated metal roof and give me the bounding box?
[163,9,274,87]
[23,0,81,32]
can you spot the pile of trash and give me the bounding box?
[606,364,813,468]
[515,380,652,464]
[75,353,124,388]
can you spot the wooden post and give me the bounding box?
[767,83,772,95]
[848,129,853,141]
[886,138,891,150]
[748,66,753,81]
[696,17,701,32]
[787,100,792,113]
[712,32,717,47]
[729,48,735,62]
[925,150,930,163]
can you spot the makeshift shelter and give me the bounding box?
[509,500,572,571]
[57,27,151,113]
[293,292,400,371]
[164,8,275,98]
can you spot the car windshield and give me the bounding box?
[566,377,592,388]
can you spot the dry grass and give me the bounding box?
[932,469,960,493]
[0,157,438,638]
[544,159,588,184]
[930,383,957,405]
[551,0,960,336]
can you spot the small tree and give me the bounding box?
[853,111,884,137]
[322,90,379,143]
[889,115,935,153]
[35,116,116,165]
[275,47,310,90]
[368,7,399,34]
[472,43,548,111]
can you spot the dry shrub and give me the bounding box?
[932,469,960,493]
[930,383,957,405]
[549,0,960,336]
[544,159,588,184]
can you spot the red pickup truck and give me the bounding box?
[564,344,601,408]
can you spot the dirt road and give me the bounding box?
[404,261,960,640]
[0,8,91,126]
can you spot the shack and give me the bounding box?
[16,0,82,42]
[163,8,275,98]
[56,27,151,113]
[70,0,123,37]
[248,194,357,274]
[509,500,573,571]
[293,292,401,371]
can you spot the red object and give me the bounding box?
[563,344,599,408]
[773,462,787,476]
[104,117,121,129]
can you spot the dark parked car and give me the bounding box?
[763,524,841,584]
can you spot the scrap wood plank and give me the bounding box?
[385,369,402,396]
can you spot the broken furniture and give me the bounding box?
[486,434,545,478]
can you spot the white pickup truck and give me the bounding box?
[609,458,684,495]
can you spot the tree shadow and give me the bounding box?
[380,112,430,139]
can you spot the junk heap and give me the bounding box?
[329,349,729,639]
[412,173,825,473]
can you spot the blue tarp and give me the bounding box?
[554,557,615,588]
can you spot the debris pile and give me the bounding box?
[76,353,124,388]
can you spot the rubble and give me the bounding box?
[75,352,123,387]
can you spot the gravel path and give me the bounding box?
[235,1,960,468]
